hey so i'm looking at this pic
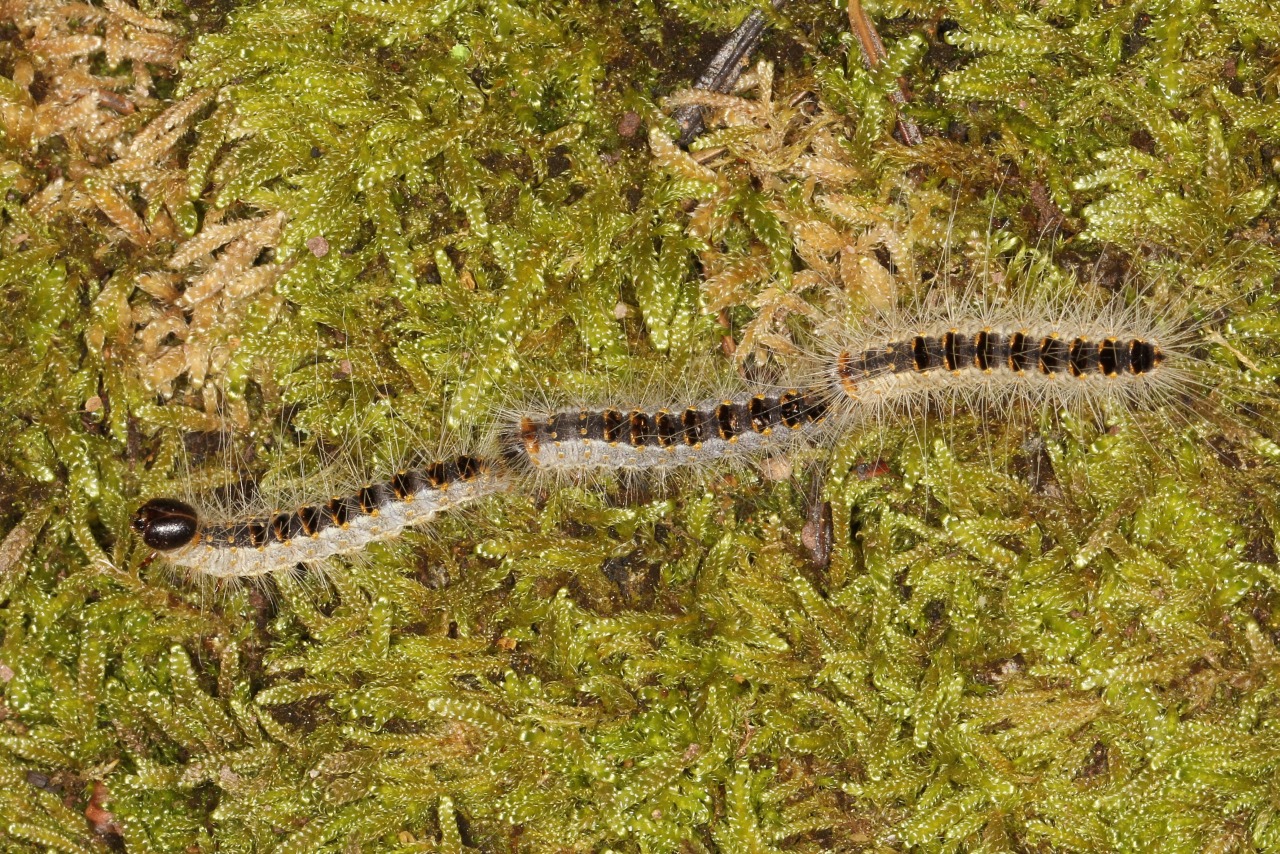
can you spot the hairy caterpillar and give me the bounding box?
[495,295,1204,484]
[130,389,829,577]
[132,293,1218,580]
[498,388,829,475]
[804,295,1200,431]
[133,456,508,580]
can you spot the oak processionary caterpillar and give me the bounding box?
[133,293,1199,581]
[131,389,832,580]
[499,388,830,475]
[809,295,1193,431]
[133,456,509,580]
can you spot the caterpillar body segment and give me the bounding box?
[835,329,1163,395]
[500,389,830,474]
[133,456,509,579]
[813,299,1194,427]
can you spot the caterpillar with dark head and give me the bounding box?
[133,456,506,579]
[133,292,1226,580]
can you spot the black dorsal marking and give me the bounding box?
[974,330,993,371]
[778,391,803,428]
[628,410,653,446]
[298,504,327,536]
[1008,332,1036,373]
[392,470,425,499]
[912,335,942,371]
[715,402,737,440]
[424,462,448,489]
[629,410,656,447]
[748,395,771,433]
[1038,336,1069,375]
[1068,338,1098,377]
[326,495,358,527]
[981,330,1009,372]
[358,483,393,514]
[655,410,679,446]
[602,408,625,443]
[456,456,482,479]
[681,407,705,444]
[802,391,828,423]
[1130,339,1158,374]
[273,511,304,543]
[942,331,973,372]
[1099,338,1124,376]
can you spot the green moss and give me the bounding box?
[2,0,1280,851]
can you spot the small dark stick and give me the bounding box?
[846,0,923,146]
[674,1,789,148]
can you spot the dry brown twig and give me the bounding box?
[846,0,922,146]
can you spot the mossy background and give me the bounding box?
[3,0,1280,850]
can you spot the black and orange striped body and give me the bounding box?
[504,390,829,472]
[836,329,1165,399]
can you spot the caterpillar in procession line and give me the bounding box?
[132,285,1217,583]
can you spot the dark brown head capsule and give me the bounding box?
[132,498,200,551]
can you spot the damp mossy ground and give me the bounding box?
[3,0,1280,851]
